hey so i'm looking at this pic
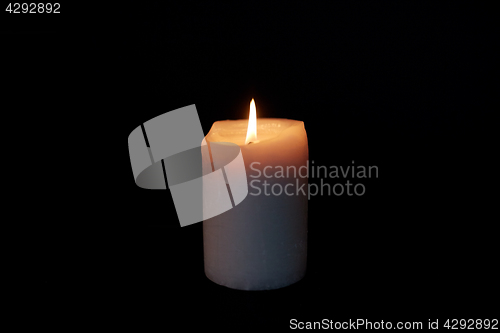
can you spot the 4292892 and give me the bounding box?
[6,3,60,13]
[444,319,498,330]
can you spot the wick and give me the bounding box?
[248,142,253,145]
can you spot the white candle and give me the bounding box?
[202,100,308,290]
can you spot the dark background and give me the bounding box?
[3,1,496,330]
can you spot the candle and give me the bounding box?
[202,99,308,290]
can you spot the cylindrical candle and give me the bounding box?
[203,118,308,290]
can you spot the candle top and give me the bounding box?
[206,118,304,146]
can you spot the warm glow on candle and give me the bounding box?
[245,99,258,144]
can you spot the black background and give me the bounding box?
[3,1,497,330]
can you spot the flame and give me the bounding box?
[245,99,258,144]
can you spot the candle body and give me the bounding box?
[203,119,308,290]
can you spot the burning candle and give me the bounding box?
[202,99,308,290]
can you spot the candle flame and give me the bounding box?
[245,99,258,144]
